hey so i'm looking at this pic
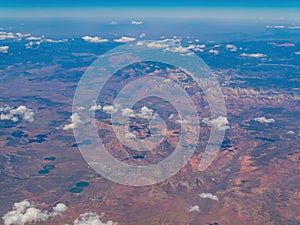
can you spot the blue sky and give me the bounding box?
[1,0,300,8]
[0,0,300,19]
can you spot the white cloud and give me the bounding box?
[131,20,143,25]
[287,130,295,135]
[125,132,136,139]
[102,105,118,114]
[187,205,200,212]
[175,119,190,125]
[266,25,285,29]
[208,49,219,55]
[139,33,146,38]
[188,44,206,52]
[0,105,35,122]
[136,106,157,120]
[0,31,15,40]
[226,44,237,52]
[53,203,68,214]
[167,46,190,53]
[146,41,170,49]
[121,108,135,117]
[25,41,41,49]
[43,38,67,43]
[82,36,109,43]
[288,26,300,29]
[240,53,266,58]
[63,113,82,130]
[26,36,42,41]
[0,46,9,53]
[2,200,67,225]
[253,117,275,124]
[110,21,118,25]
[73,212,117,225]
[202,116,229,131]
[199,193,219,201]
[89,104,102,111]
[114,36,136,43]
[295,51,300,55]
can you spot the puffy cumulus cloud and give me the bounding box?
[72,212,117,225]
[89,104,102,112]
[208,49,219,55]
[199,193,219,201]
[131,20,143,25]
[139,39,192,55]
[0,105,35,122]
[226,44,237,52]
[139,33,146,38]
[0,31,31,41]
[202,116,229,131]
[0,31,16,40]
[136,106,158,120]
[102,105,119,114]
[187,205,200,212]
[145,41,170,49]
[53,203,68,214]
[114,36,136,43]
[287,130,295,135]
[63,113,82,130]
[0,46,9,53]
[295,51,300,55]
[166,46,190,53]
[138,39,178,49]
[253,117,275,124]
[188,44,206,52]
[2,200,67,225]
[82,36,109,43]
[240,53,266,58]
[121,108,135,117]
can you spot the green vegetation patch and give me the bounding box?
[44,157,56,161]
[42,165,55,170]
[69,187,84,193]
[76,181,89,188]
[38,169,49,174]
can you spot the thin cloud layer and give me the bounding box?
[114,36,136,43]
[131,20,143,25]
[240,53,266,58]
[82,36,109,43]
[2,200,67,225]
[202,116,229,131]
[253,117,275,124]
[0,105,35,122]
